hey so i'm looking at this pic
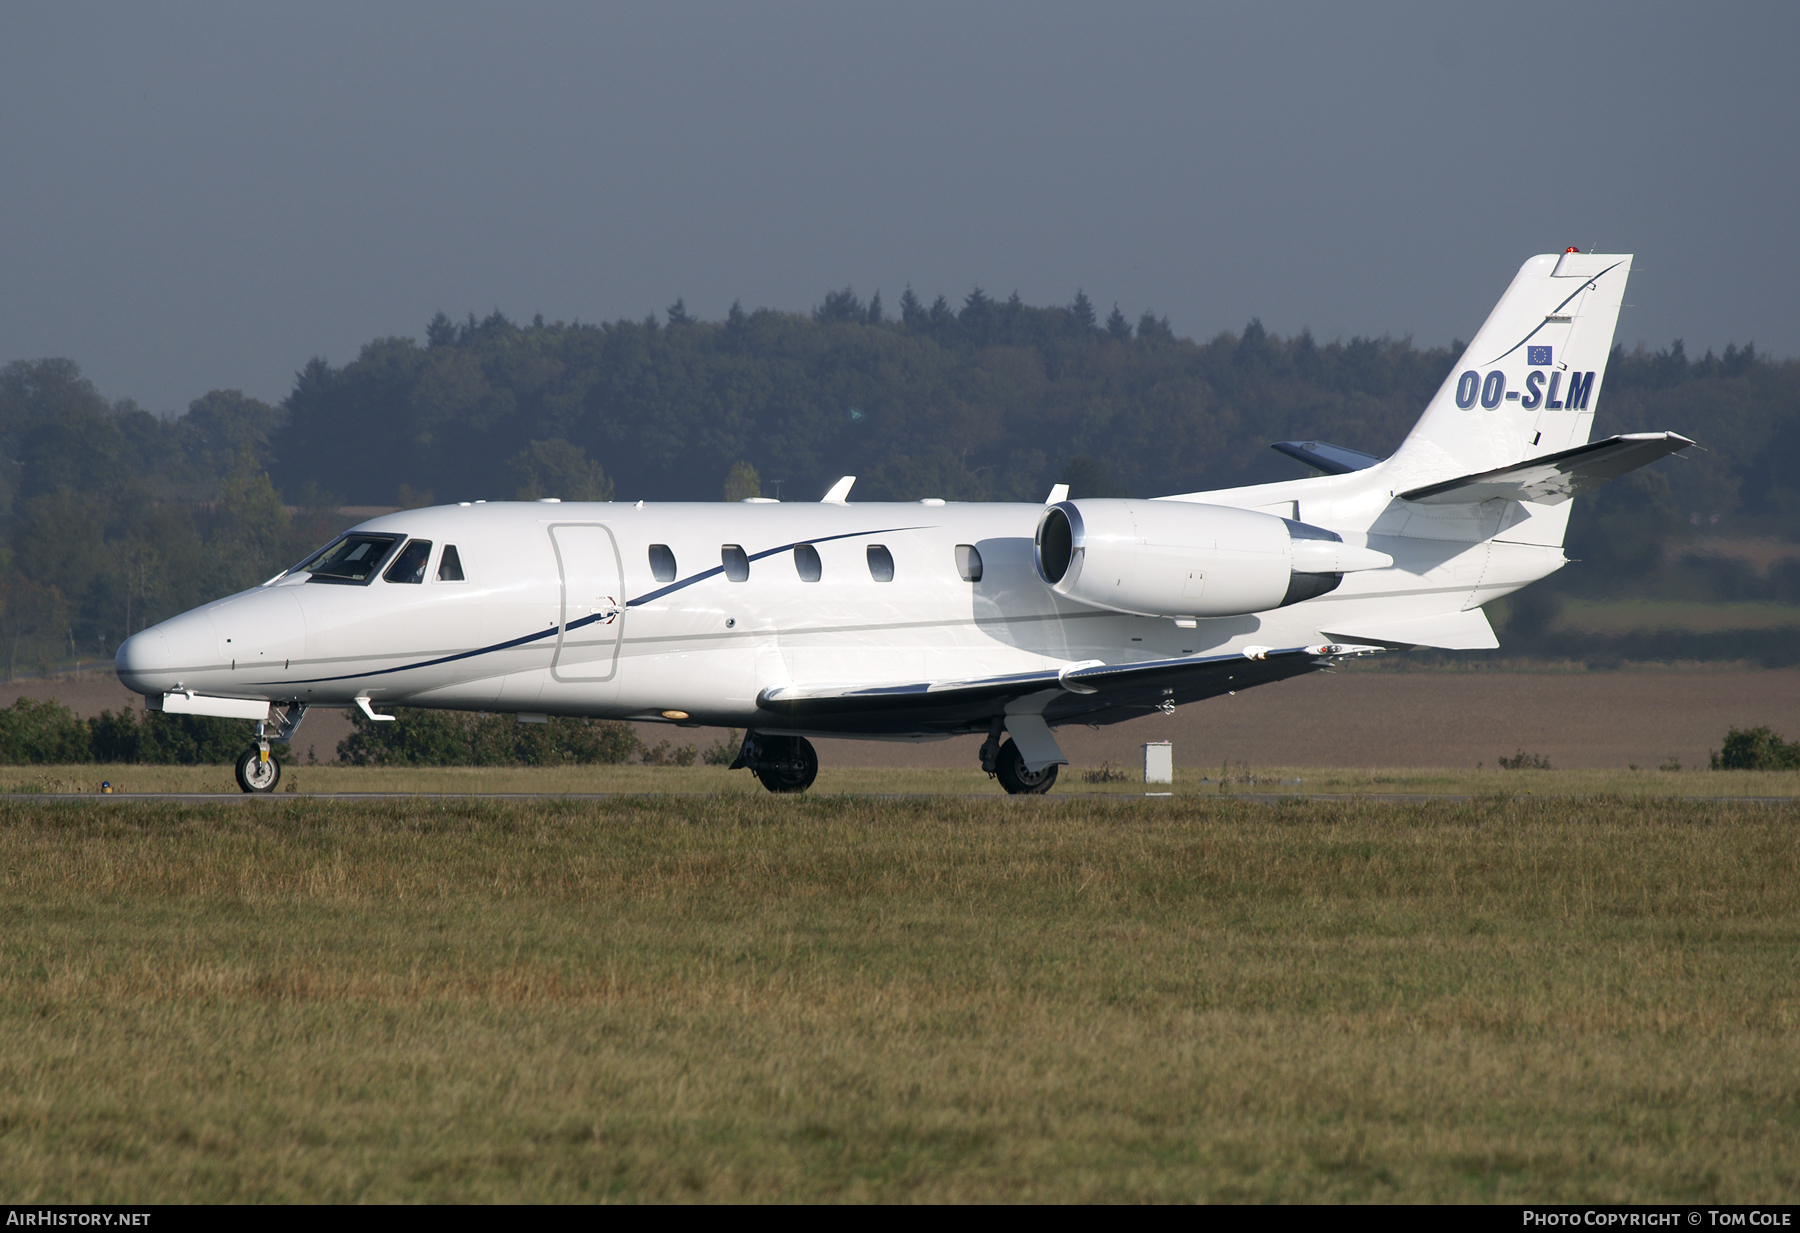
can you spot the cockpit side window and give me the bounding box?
[437,544,465,581]
[298,534,402,585]
[383,540,432,584]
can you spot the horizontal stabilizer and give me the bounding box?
[1321,607,1498,651]
[1400,432,1695,506]
[1272,440,1383,475]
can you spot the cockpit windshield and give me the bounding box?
[290,534,403,584]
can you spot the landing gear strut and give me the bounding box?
[235,702,308,794]
[732,731,820,793]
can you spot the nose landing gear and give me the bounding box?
[235,745,281,793]
[235,702,308,794]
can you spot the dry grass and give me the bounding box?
[5,761,1799,799]
[1,793,1797,1202]
[1554,599,1800,635]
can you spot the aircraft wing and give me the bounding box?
[756,644,1380,733]
[1400,432,1694,505]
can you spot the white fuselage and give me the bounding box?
[113,489,1559,735]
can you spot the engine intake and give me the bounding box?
[1034,499,1389,619]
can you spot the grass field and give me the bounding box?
[6,761,1800,799]
[2,793,1797,1202]
[1553,599,1800,635]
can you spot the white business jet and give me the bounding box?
[117,252,1690,793]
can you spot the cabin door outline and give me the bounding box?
[548,523,625,683]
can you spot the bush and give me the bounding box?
[0,698,94,763]
[638,739,697,767]
[1710,727,1800,771]
[109,708,281,764]
[1497,750,1551,770]
[0,697,282,765]
[702,729,741,766]
[337,708,639,767]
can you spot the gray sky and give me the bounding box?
[3,1,1796,414]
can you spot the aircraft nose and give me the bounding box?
[115,629,170,693]
[114,612,217,696]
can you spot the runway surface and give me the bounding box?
[9,792,1796,805]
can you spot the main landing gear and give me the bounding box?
[732,732,820,793]
[980,721,1059,795]
[236,702,308,794]
[730,724,1060,796]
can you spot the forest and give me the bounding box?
[1,284,1796,675]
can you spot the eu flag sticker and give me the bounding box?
[1527,345,1552,366]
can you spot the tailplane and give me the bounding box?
[1400,431,1694,506]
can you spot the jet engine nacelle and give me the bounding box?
[1033,499,1391,619]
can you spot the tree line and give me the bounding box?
[0,285,1795,674]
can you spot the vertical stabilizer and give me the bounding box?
[1386,252,1631,492]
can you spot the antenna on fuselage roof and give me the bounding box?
[821,476,855,503]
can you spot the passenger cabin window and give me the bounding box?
[384,540,432,584]
[866,545,894,582]
[648,544,677,582]
[955,544,983,582]
[794,543,822,582]
[436,545,465,581]
[722,544,749,582]
[298,534,401,585]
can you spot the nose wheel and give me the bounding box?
[235,745,281,793]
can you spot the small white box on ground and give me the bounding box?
[1143,741,1173,784]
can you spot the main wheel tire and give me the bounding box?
[994,738,1058,795]
[235,747,281,794]
[751,734,818,793]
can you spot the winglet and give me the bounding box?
[1045,483,1069,504]
[821,476,855,503]
[356,696,397,723]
